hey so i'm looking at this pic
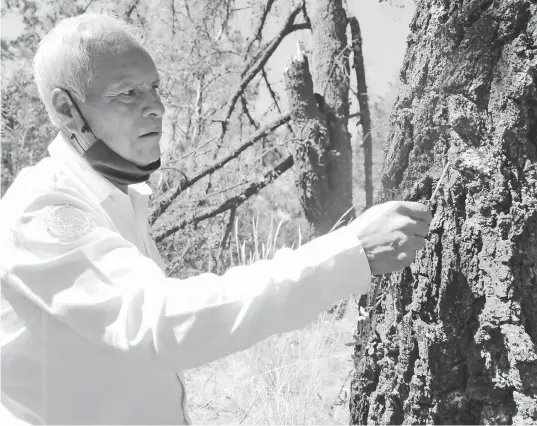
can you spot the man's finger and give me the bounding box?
[406,235,427,251]
[397,201,432,223]
[397,250,416,263]
[399,234,426,251]
[401,219,430,238]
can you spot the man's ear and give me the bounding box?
[50,88,78,133]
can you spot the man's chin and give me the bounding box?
[134,146,161,166]
[143,155,161,167]
[148,148,161,164]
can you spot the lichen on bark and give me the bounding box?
[350,0,537,424]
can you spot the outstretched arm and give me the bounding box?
[2,191,371,371]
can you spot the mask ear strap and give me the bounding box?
[68,127,86,154]
[61,89,99,152]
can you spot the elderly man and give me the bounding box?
[0,13,432,426]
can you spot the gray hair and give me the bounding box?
[32,13,144,127]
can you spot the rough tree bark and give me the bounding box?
[350,0,537,424]
[284,0,353,238]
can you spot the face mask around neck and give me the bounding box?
[82,139,161,187]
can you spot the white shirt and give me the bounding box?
[0,131,371,425]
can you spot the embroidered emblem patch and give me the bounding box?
[45,203,94,242]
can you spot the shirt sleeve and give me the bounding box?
[2,192,371,371]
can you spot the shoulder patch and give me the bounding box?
[44,203,95,243]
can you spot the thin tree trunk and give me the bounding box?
[284,0,353,238]
[350,0,537,423]
[350,17,373,209]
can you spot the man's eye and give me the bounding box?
[153,85,160,94]
[120,89,136,96]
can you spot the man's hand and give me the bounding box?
[350,201,433,275]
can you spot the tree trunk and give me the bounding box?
[350,17,373,210]
[350,0,537,424]
[284,0,353,238]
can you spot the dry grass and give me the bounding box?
[183,215,362,425]
[184,302,361,425]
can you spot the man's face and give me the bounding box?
[79,40,164,166]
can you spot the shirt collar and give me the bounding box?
[47,131,153,205]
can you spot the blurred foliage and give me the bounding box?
[1,64,56,197]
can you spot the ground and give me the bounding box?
[184,298,362,425]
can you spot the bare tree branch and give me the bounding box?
[170,0,177,39]
[215,206,236,273]
[165,135,217,163]
[82,0,95,12]
[262,68,282,114]
[125,0,141,21]
[246,0,276,54]
[158,167,189,182]
[262,67,295,137]
[149,113,291,225]
[301,0,311,29]
[241,1,311,80]
[215,0,233,41]
[166,237,193,276]
[211,5,309,159]
[227,19,308,125]
[183,0,192,20]
[153,155,294,243]
[241,94,259,129]
[176,179,257,208]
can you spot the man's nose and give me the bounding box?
[142,90,165,118]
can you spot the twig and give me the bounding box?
[216,207,237,273]
[153,155,294,242]
[211,6,308,160]
[166,238,192,276]
[224,7,303,127]
[336,368,354,404]
[262,68,282,114]
[329,203,357,233]
[125,0,141,21]
[157,167,189,182]
[254,138,294,165]
[318,44,353,100]
[241,94,259,129]
[428,160,450,204]
[176,179,257,208]
[262,67,295,137]
[170,0,176,38]
[149,113,291,225]
[82,0,95,12]
[246,0,276,54]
